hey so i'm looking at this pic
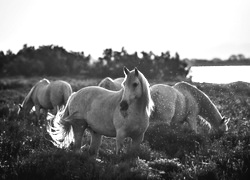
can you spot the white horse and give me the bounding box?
[150,82,230,133]
[47,67,154,155]
[98,77,124,91]
[18,79,72,123]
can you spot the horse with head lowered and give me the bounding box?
[150,82,229,134]
[18,79,72,124]
[47,67,154,156]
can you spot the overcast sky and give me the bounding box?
[0,0,250,59]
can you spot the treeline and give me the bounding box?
[0,44,190,80]
[190,54,250,66]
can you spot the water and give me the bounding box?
[188,66,250,84]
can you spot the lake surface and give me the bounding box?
[188,66,250,84]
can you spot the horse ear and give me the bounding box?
[134,67,139,77]
[123,66,129,75]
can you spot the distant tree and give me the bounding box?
[0,51,5,72]
[237,54,245,60]
[229,54,246,61]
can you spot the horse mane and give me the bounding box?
[137,70,154,117]
[174,82,223,128]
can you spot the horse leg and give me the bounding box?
[116,129,126,155]
[186,115,198,133]
[41,109,48,126]
[34,105,41,126]
[51,106,58,115]
[72,121,87,153]
[130,133,144,154]
[89,131,103,156]
[34,105,40,119]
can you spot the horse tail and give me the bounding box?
[47,94,75,149]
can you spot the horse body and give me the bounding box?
[151,82,229,133]
[98,77,124,91]
[18,79,72,121]
[48,68,153,155]
[150,84,186,125]
[69,87,122,137]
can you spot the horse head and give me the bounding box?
[17,98,34,118]
[17,104,23,115]
[120,67,142,111]
[17,103,27,118]
[218,117,230,132]
[120,67,154,116]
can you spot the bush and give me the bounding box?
[144,122,207,160]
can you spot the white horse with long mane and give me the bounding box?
[47,67,154,155]
[150,82,230,133]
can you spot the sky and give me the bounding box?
[0,0,250,60]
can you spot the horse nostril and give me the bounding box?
[120,101,129,111]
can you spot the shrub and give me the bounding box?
[144,122,207,160]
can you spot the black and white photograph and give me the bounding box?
[0,0,250,179]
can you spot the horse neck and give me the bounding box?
[22,95,34,113]
[197,93,223,128]
[22,86,36,113]
[134,96,147,115]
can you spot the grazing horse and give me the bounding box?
[18,79,72,123]
[98,77,124,91]
[47,67,154,155]
[150,82,229,133]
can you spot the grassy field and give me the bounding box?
[0,76,250,180]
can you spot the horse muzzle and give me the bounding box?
[120,100,129,111]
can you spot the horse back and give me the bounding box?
[99,77,123,91]
[48,80,72,107]
[66,87,119,116]
[173,82,201,103]
[173,82,217,119]
[31,80,52,108]
[99,77,112,88]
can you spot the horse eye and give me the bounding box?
[132,82,138,88]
